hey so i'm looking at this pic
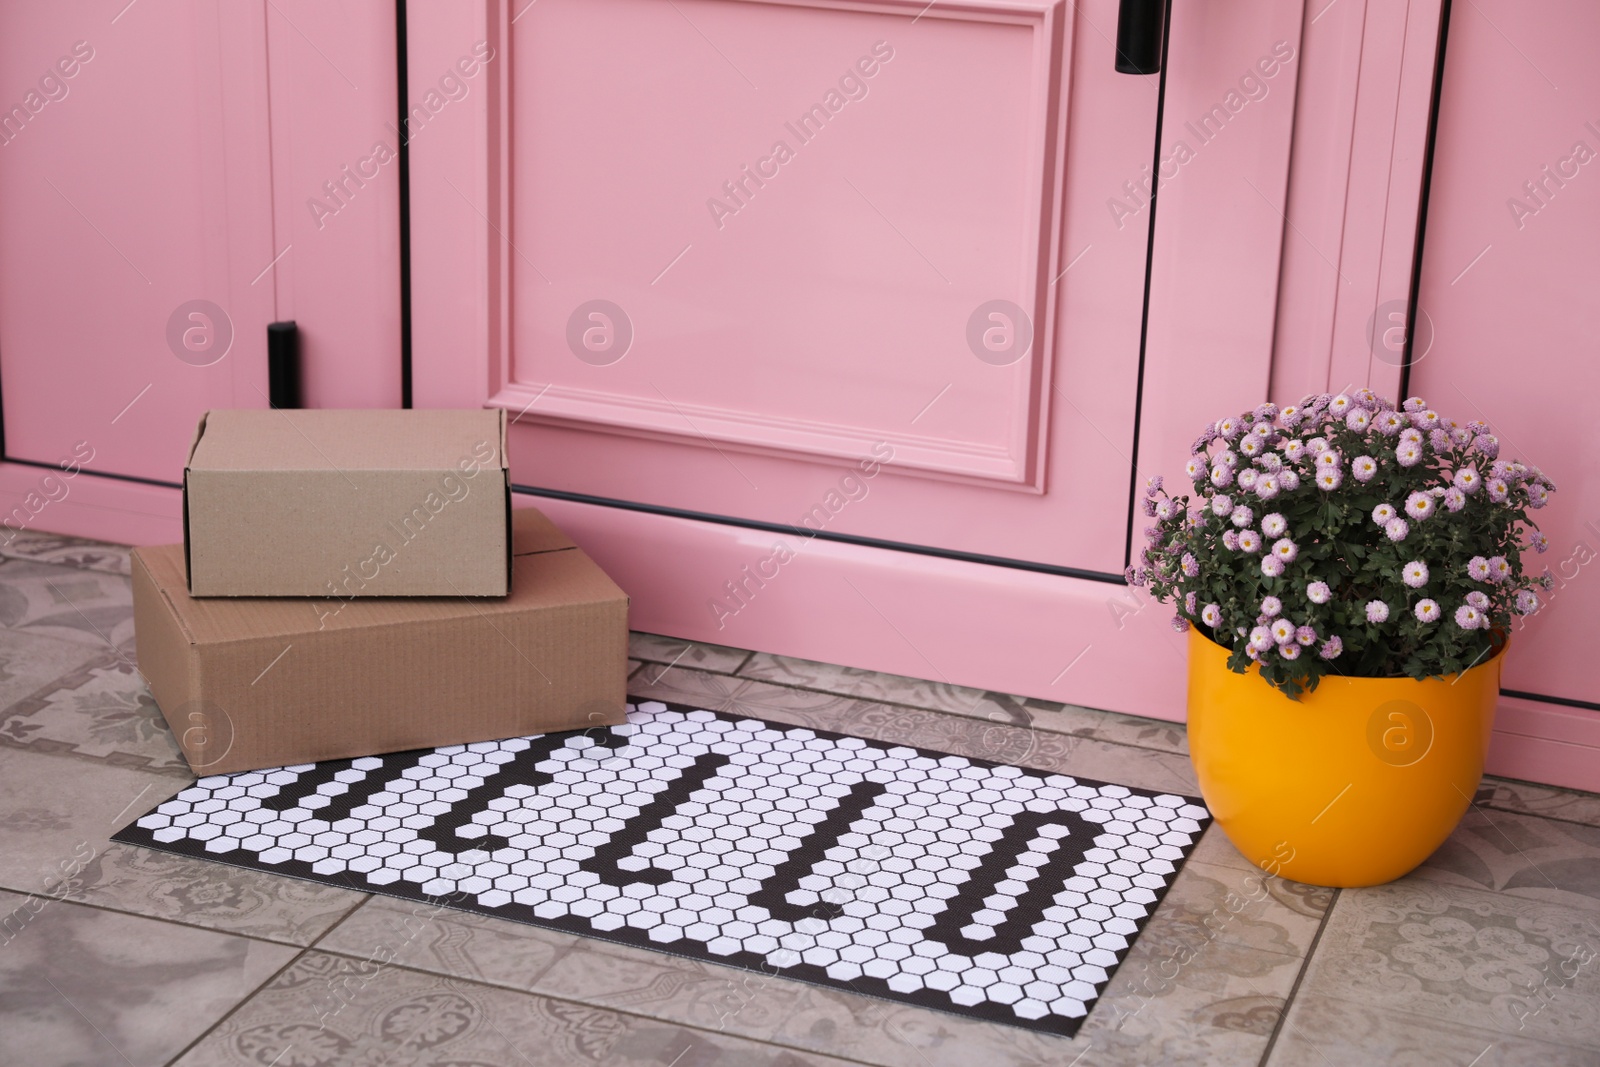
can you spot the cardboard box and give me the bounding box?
[184,409,511,597]
[134,507,628,775]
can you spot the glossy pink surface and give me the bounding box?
[412,0,1155,575]
[2,0,1595,791]
[1411,0,1600,713]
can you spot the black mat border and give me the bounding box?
[114,697,1212,1039]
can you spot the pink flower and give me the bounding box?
[1278,642,1302,661]
[1352,455,1378,482]
[1216,416,1241,440]
[1306,581,1332,604]
[1270,618,1296,644]
[1454,604,1483,630]
[1218,450,1240,468]
[1262,513,1287,537]
[1254,474,1281,500]
[1319,635,1343,660]
[1345,409,1371,432]
[1212,494,1234,516]
[1467,556,1491,581]
[1396,442,1423,467]
[1315,450,1341,470]
[1237,468,1259,491]
[1454,466,1481,493]
[1185,591,1198,613]
[1414,599,1440,622]
[1211,465,1234,488]
[1279,469,1301,492]
[1385,518,1410,542]
[1222,530,1240,551]
[1316,468,1343,491]
[1372,503,1398,525]
[1295,625,1318,646]
[1282,439,1305,461]
[1443,487,1467,512]
[1530,532,1550,554]
[1466,590,1489,610]
[1402,561,1429,588]
[1403,397,1428,413]
[1516,590,1540,615]
[1260,596,1282,617]
[1365,600,1390,623]
[1376,411,1407,436]
[1487,478,1509,502]
[1249,626,1274,652]
[1405,491,1435,521]
[1237,530,1262,553]
[1171,616,1191,632]
[1329,394,1353,415]
[1155,499,1176,520]
[1231,505,1254,528]
[1261,556,1285,577]
[1185,455,1206,481]
[1488,555,1511,583]
[1201,603,1222,627]
[1272,538,1298,562]
[1181,553,1199,577]
[1528,483,1551,509]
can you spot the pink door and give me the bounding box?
[0,0,400,544]
[408,0,1311,720]
[1407,0,1600,785]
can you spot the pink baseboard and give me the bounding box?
[0,464,183,548]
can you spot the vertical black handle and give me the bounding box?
[267,321,301,408]
[1115,0,1166,74]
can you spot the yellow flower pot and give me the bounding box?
[1185,628,1504,888]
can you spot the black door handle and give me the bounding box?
[1115,0,1166,74]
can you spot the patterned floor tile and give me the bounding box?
[0,557,134,649]
[737,660,1191,760]
[738,653,991,716]
[0,628,103,717]
[1264,993,1600,1066]
[629,632,751,677]
[0,528,131,576]
[1,647,189,777]
[1411,803,1600,915]
[1274,878,1600,1058]
[0,746,364,945]
[0,889,296,1067]
[1482,778,1600,831]
[172,950,863,1066]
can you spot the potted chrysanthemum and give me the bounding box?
[1132,389,1554,887]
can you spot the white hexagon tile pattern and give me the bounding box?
[114,699,1210,1037]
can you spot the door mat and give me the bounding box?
[114,698,1210,1037]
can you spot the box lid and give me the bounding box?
[187,409,507,472]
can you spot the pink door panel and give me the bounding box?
[0,0,277,483]
[1411,0,1600,711]
[414,0,1159,576]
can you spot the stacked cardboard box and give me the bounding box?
[134,410,629,776]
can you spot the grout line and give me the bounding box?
[0,880,341,952]
[159,949,310,1067]
[305,889,378,951]
[630,656,1195,763]
[306,947,889,1067]
[1478,803,1600,832]
[1256,886,1340,1066]
[732,649,758,675]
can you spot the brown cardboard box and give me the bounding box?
[184,409,511,597]
[134,507,628,776]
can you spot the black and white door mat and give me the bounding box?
[115,699,1210,1037]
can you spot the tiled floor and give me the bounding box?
[2,530,1598,1066]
